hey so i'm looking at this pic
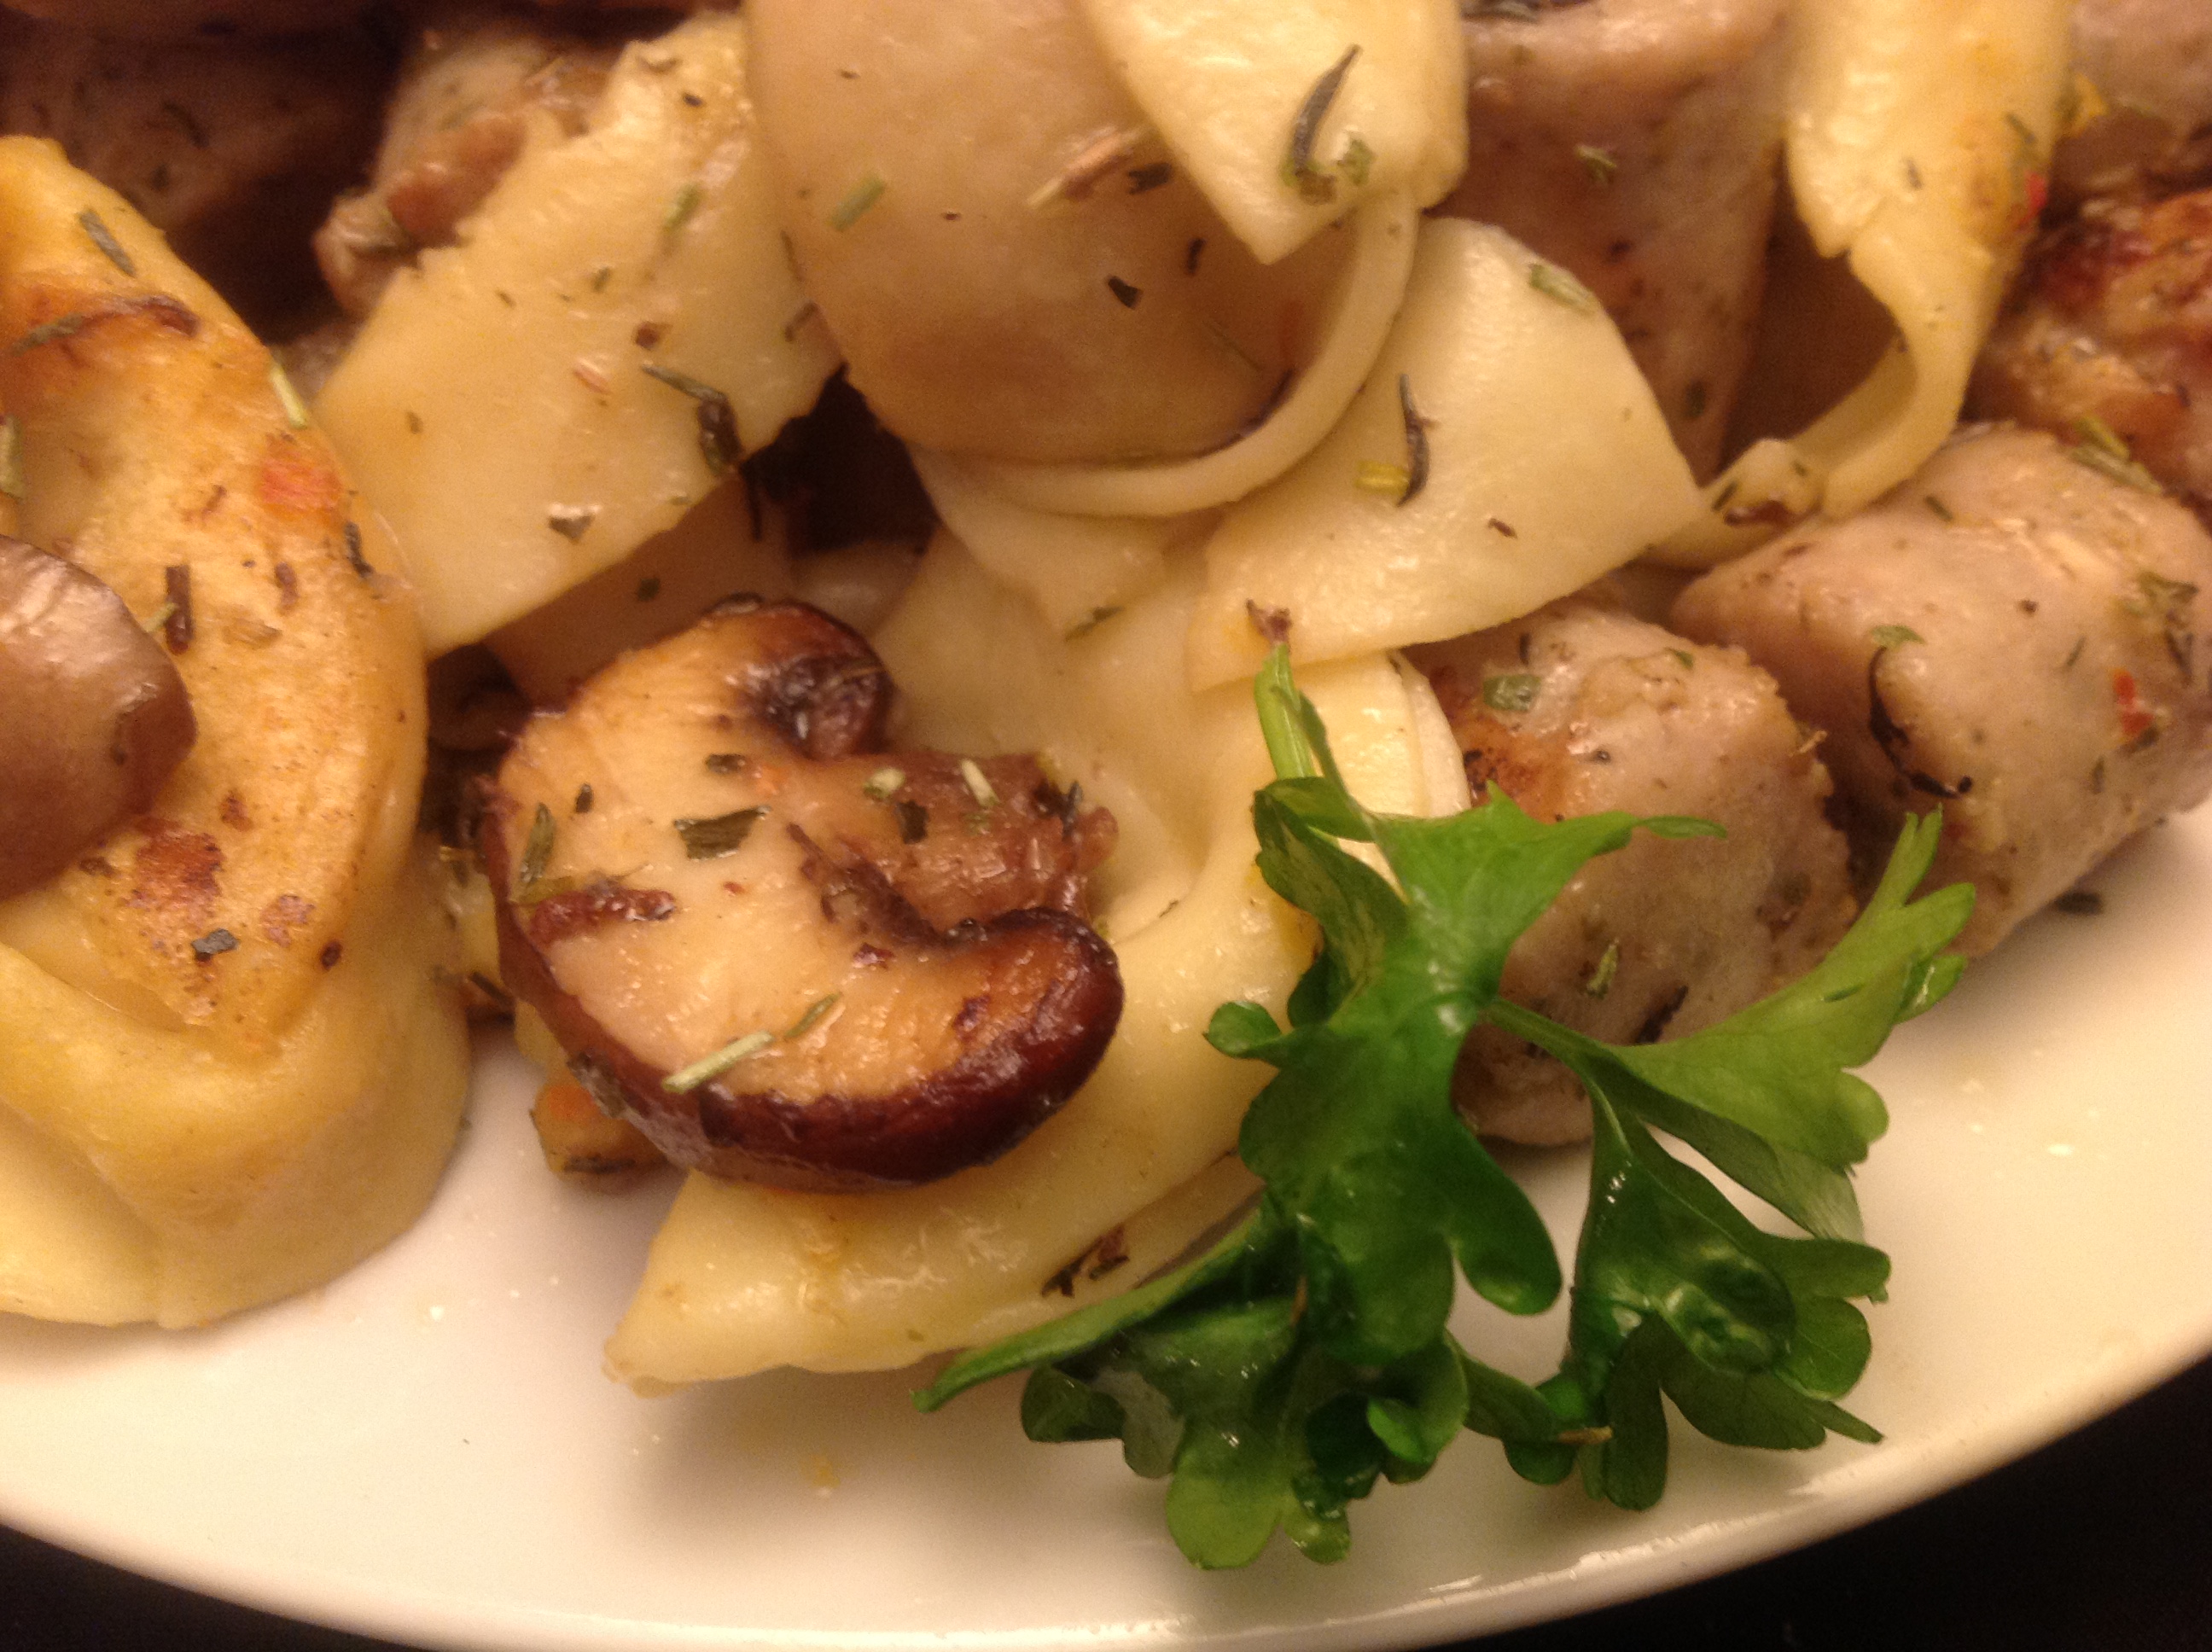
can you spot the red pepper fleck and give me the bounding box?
[2017,171,2050,230]
[2112,668,2157,742]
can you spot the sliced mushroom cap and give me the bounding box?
[0,535,195,900]
[481,597,1122,1191]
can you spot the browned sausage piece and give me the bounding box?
[1441,0,1791,479]
[0,536,195,900]
[1412,589,1857,1146]
[1970,189,2212,509]
[1674,424,2212,956]
[480,598,1123,1192]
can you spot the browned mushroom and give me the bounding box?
[480,597,1122,1192]
[0,535,195,900]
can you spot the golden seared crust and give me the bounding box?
[483,598,1123,1191]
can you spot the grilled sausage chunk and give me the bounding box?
[1413,590,1857,1146]
[481,598,1123,1192]
[1441,0,1791,478]
[1970,189,2212,509]
[1674,425,2212,956]
[0,537,195,900]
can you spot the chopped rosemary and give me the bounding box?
[1575,144,1619,186]
[1481,672,1541,713]
[2069,416,2163,493]
[641,364,740,474]
[77,209,136,276]
[591,265,613,292]
[1283,45,1359,203]
[783,994,841,1040]
[1924,494,1955,522]
[664,180,703,236]
[269,360,311,429]
[1397,374,1430,506]
[1870,625,1924,649]
[1028,125,1153,209]
[1528,261,1598,313]
[343,521,374,578]
[1668,648,1695,670]
[863,766,905,800]
[1064,606,1122,640]
[547,504,597,542]
[829,172,887,230]
[1584,938,1621,998]
[959,759,999,809]
[9,312,86,355]
[162,564,192,654]
[894,799,928,842]
[574,784,595,814]
[1126,160,1174,194]
[1105,276,1143,309]
[0,415,21,500]
[517,803,556,893]
[143,601,178,636]
[662,1030,775,1094]
[704,752,749,775]
[674,806,766,859]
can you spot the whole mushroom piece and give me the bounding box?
[0,535,195,901]
[481,597,1124,1192]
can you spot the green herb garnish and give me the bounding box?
[1481,672,1542,713]
[829,172,887,230]
[78,209,136,276]
[1870,625,1923,649]
[269,360,311,429]
[1575,144,1619,186]
[1282,46,1359,203]
[663,1030,774,1094]
[674,806,765,859]
[917,649,1970,1568]
[1528,262,1599,313]
[783,994,841,1040]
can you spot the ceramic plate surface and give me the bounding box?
[3,808,2208,1652]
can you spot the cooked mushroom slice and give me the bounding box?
[1970,189,2212,508]
[1412,588,1856,1146]
[1442,0,1791,479]
[481,598,1122,1191]
[0,536,195,901]
[314,12,629,317]
[1674,424,2212,955]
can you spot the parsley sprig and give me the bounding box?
[917,649,1972,1566]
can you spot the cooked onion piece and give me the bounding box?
[604,538,1449,1385]
[1186,219,1704,689]
[747,0,1350,467]
[1658,0,2071,566]
[953,194,1417,517]
[0,141,467,1326]
[1077,0,1464,265]
[0,536,195,900]
[315,12,837,654]
[483,598,1123,1192]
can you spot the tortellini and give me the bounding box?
[316,12,836,654]
[0,140,468,1327]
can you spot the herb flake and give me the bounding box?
[674,806,766,860]
[1482,672,1542,713]
[829,172,888,230]
[1282,46,1360,203]
[77,209,136,276]
[663,1030,775,1094]
[1528,262,1599,313]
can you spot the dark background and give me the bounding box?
[6,1353,2209,1652]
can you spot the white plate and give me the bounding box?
[3,807,2208,1652]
